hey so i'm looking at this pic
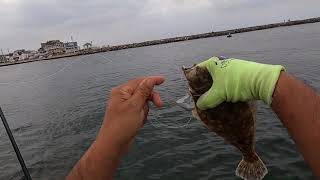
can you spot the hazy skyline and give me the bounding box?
[1,0,320,51]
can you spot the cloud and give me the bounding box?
[143,0,213,16]
[0,0,319,50]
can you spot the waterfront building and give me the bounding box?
[5,50,38,62]
[40,40,65,55]
[25,50,38,60]
[10,49,29,61]
[64,42,79,53]
[0,55,7,63]
[83,42,92,49]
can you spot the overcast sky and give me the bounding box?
[0,0,319,51]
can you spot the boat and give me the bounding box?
[227,33,232,38]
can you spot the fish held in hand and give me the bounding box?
[182,62,268,180]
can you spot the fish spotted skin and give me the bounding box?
[182,64,267,180]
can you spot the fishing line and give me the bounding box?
[0,56,81,86]
[90,54,194,129]
[0,53,114,179]
[148,61,195,129]
[0,53,114,87]
[95,53,113,63]
[149,89,194,129]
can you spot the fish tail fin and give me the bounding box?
[235,153,268,180]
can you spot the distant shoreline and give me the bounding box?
[1,17,320,67]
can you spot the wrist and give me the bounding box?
[96,127,125,154]
[254,64,285,105]
[71,132,123,180]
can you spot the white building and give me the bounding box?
[25,50,38,60]
[64,42,79,53]
[10,49,29,61]
[40,40,65,55]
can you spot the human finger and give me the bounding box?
[150,91,163,108]
[129,76,165,108]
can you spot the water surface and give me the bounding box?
[1,23,320,179]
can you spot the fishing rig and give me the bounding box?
[0,107,32,180]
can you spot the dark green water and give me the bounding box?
[1,23,319,179]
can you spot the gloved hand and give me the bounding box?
[196,57,285,110]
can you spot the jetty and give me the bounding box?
[1,17,320,67]
[105,17,320,50]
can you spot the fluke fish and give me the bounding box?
[181,60,268,180]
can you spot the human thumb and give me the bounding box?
[196,86,224,110]
[130,77,165,108]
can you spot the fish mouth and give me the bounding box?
[182,64,196,70]
[182,64,197,72]
[182,65,188,71]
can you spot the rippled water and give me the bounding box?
[1,23,320,180]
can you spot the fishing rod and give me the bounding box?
[0,107,32,180]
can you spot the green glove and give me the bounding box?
[196,57,285,110]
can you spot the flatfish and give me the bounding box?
[181,61,268,180]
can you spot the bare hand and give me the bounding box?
[97,76,165,153]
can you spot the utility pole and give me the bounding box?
[1,49,3,55]
[71,36,74,42]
